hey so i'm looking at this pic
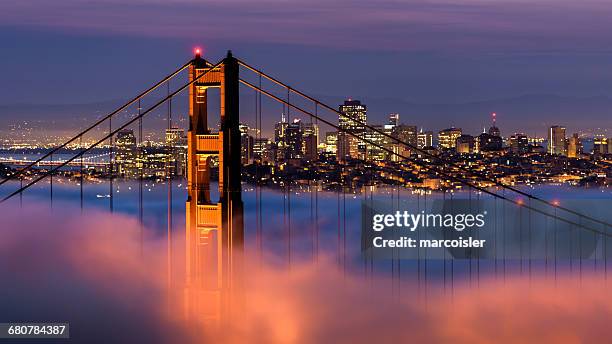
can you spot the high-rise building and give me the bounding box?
[593,136,609,155]
[239,123,254,164]
[438,128,462,149]
[165,127,186,146]
[339,99,367,132]
[388,113,400,127]
[417,129,433,148]
[456,135,475,154]
[325,132,338,155]
[488,112,501,137]
[303,122,319,161]
[285,119,304,160]
[364,125,387,161]
[508,133,529,154]
[338,99,367,161]
[274,113,289,162]
[567,133,582,158]
[477,132,503,152]
[165,127,187,176]
[253,138,274,163]
[393,125,417,156]
[548,126,566,155]
[337,132,358,161]
[115,129,137,177]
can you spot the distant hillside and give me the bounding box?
[1,94,611,137]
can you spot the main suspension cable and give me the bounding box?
[1,59,224,203]
[240,78,612,238]
[0,60,193,187]
[237,59,612,230]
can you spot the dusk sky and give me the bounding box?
[2,0,612,134]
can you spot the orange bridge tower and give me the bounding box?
[185,50,244,321]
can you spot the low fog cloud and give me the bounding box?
[0,201,610,343]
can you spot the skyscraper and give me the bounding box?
[548,126,566,155]
[593,136,609,155]
[488,112,501,137]
[165,127,187,146]
[274,113,289,162]
[239,123,254,164]
[165,127,187,176]
[417,129,433,148]
[388,113,399,127]
[477,132,503,152]
[438,128,462,149]
[567,133,582,158]
[364,125,387,161]
[325,132,338,155]
[508,133,529,154]
[456,134,475,154]
[338,99,367,161]
[253,138,274,163]
[393,125,417,156]
[115,129,137,177]
[303,122,319,161]
[285,119,304,160]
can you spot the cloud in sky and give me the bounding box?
[2,0,612,52]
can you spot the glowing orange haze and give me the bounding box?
[1,202,610,343]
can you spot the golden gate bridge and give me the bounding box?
[0,50,611,325]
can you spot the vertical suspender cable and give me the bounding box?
[139,99,144,257]
[109,116,113,213]
[50,152,53,208]
[80,135,84,212]
[167,81,173,288]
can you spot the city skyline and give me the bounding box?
[1,1,612,135]
[1,3,612,343]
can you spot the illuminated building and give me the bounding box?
[593,136,609,155]
[239,123,254,164]
[166,127,186,146]
[388,113,399,127]
[477,132,503,152]
[456,134,475,154]
[417,129,433,148]
[253,138,274,163]
[508,133,529,155]
[285,119,304,160]
[393,125,417,156]
[548,126,566,155]
[114,129,137,177]
[325,132,337,154]
[165,127,187,176]
[488,112,501,137]
[438,127,462,149]
[364,125,387,161]
[303,122,319,161]
[338,99,367,161]
[274,113,289,162]
[567,133,582,158]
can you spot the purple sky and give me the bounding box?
[1,0,612,134]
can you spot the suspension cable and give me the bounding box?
[240,78,612,238]
[1,59,224,203]
[0,60,193,187]
[237,59,612,230]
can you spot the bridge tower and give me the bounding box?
[185,50,244,321]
